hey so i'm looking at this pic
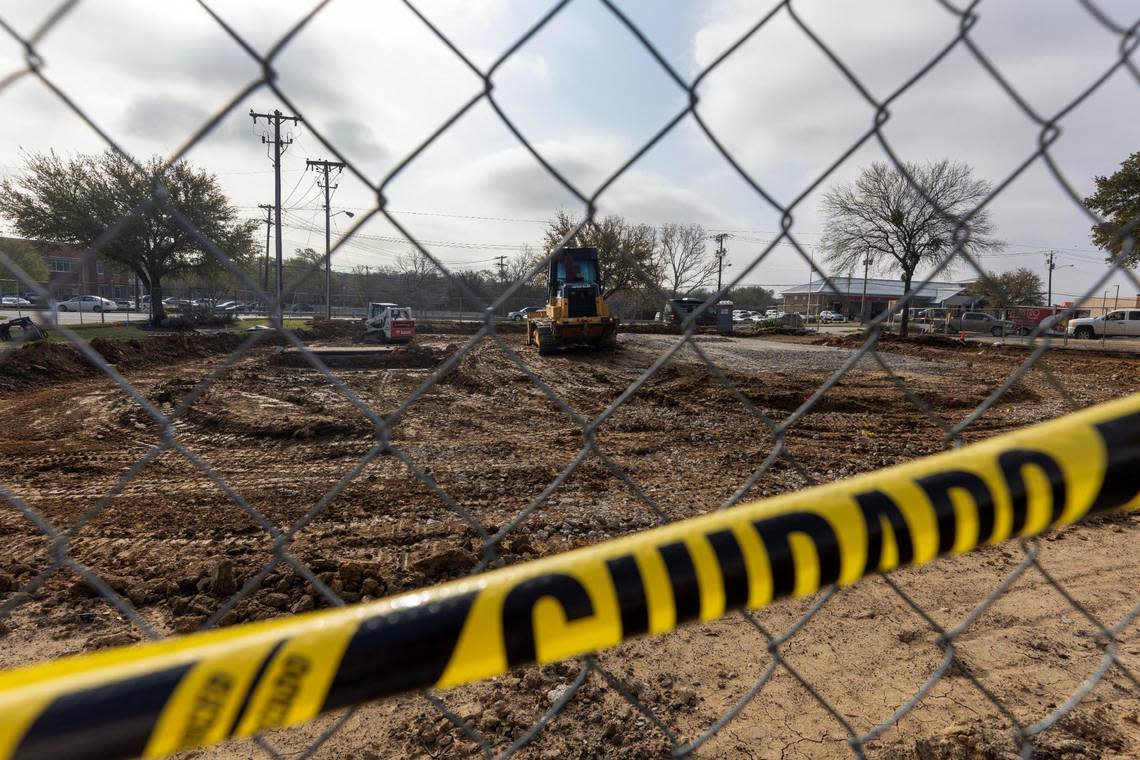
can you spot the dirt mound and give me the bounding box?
[881,706,1131,759]
[293,319,364,341]
[270,344,449,370]
[440,340,521,392]
[416,320,526,336]
[0,333,245,396]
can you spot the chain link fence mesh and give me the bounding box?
[0,1,1138,758]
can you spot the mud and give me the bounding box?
[0,329,1137,758]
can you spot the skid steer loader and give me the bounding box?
[359,302,416,344]
[526,246,618,356]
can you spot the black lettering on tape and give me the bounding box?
[916,471,995,554]
[752,513,841,598]
[180,672,234,747]
[604,555,649,638]
[854,490,915,575]
[998,449,1066,534]
[658,542,701,625]
[502,574,594,668]
[1090,411,1140,513]
[323,590,478,712]
[706,530,750,610]
[256,655,310,730]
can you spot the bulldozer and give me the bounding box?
[526,246,618,355]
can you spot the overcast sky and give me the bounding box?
[0,0,1136,303]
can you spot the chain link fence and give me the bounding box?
[1,1,1138,758]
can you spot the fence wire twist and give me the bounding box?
[0,1,1138,758]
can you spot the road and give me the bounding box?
[778,322,1140,354]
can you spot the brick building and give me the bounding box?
[779,276,970,318]
[0,237,137,300]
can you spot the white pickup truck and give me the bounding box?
[1067,308,1140,339]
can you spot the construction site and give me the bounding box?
[1,321,1137,759]
[1,2,1139,758]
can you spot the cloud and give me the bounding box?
[319,119,388,168]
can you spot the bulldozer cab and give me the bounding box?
[549,248,600,292]
[548,247,602,318]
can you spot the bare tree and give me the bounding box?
[543,211,657,299]
[507,245,542,285]
[820,160,1000,337]
[657,223,715,297]
[395,246,436,309]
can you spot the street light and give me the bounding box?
[325,211,355,319]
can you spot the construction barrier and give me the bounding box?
[0,392,1138,760]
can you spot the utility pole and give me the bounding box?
[306,158,346,320]
[860,254,873,324]
[1045,250,1056,308]
[712,233,731,293]
[494,255,508,283]
[250,108,302,328]
[258,203,273,295]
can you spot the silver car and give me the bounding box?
[948,311,1015,337]
[508,306,543,321]
[57,295,117,312]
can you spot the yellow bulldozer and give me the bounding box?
[526,246,618,355]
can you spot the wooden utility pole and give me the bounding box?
[860,254,873,323]
[250,108,302,327]
[1045,250,1056,308]
[306,158,346,320]
[258,203,273,295]
[712,233,730,293]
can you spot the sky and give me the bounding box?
[0,0,1136,304]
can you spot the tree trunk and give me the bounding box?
[899,271,913,338]
[150,280,165,325]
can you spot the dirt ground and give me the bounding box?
[0,327,1138,759]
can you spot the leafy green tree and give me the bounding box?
[0,150,257,323]
[820,160,1001,337]
[0,238,49,286]
[543,211,658,299]
[1085,151,1140,267]
[728,285,777,311]
[965,267,1043,307]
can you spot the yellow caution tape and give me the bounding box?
[1,393,1138,760]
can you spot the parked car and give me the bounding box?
[1067,309,1140,339]
[290,303,315,314]
[57,295,117,312]
[508,306,543,321]
[1,296,32,307]
[947,311,1015,337]
[114,299,134,310]
[215,301,245,312]
[819,310,845,322]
